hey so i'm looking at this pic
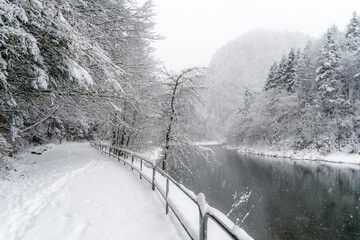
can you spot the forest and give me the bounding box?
[0,0,210,172]
[227,14,360,154]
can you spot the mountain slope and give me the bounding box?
[202,30,311,139]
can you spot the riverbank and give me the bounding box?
[226,144,360,166]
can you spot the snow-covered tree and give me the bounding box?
[264,51,298,93]
[203,30,309,140]
[316,26,342,116]
[0,0,159,154]
[344,12,360,108]
[0,0,75,148]
[283,48,298,93]
[297,42,316,98]
[230,16,360,153]
[264,62,278,91]
[276,55,287,91]
[238,87,256,115]
[158,67,209,173]
[345,12,360,53]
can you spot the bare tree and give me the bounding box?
[158,67,210,172]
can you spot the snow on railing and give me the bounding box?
[92,142,253,240]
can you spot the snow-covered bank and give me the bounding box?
[0,142,187,240]
[228,144,360,165]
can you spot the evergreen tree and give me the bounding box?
[294,48,302,89]
[231,22,360,153]
[276,55,287,90]
[297,42,314,83]
[353,74,360,116]
[344,12,360,103]
[316,26,342,116]
[345,12,360,53]
[297,42,317,103]
[283,48,298,93]
[264,62,278,91]
[239,87,256,115]
[264,54,293,92]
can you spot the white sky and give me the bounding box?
[151,0,360,71]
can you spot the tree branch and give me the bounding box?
[21,106,60,133]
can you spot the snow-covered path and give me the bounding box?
[0,142,187,240]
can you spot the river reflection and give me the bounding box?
[169,145,360,240]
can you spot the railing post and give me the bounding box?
[199,208,204,240]
[197,193,207,240]
[131,154,134,171]
[202,214,208,240]
[108,147,111,157]
[151,166,156,191]
[140,158,143,179]
[166,177,169,214]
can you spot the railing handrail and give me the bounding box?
[92,142,253,240]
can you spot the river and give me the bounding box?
[169,144,360,240]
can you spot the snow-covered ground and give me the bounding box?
[0,142,187,240]
[0,142,253,240]
[231,145,360,165]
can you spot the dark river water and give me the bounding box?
[171,145,360,240]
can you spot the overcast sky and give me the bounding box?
[151,0,360,71]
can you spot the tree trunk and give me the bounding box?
[162,76,181,171]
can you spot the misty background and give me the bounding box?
[153,0,360,70]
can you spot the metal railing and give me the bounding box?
[93,142,252,240]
